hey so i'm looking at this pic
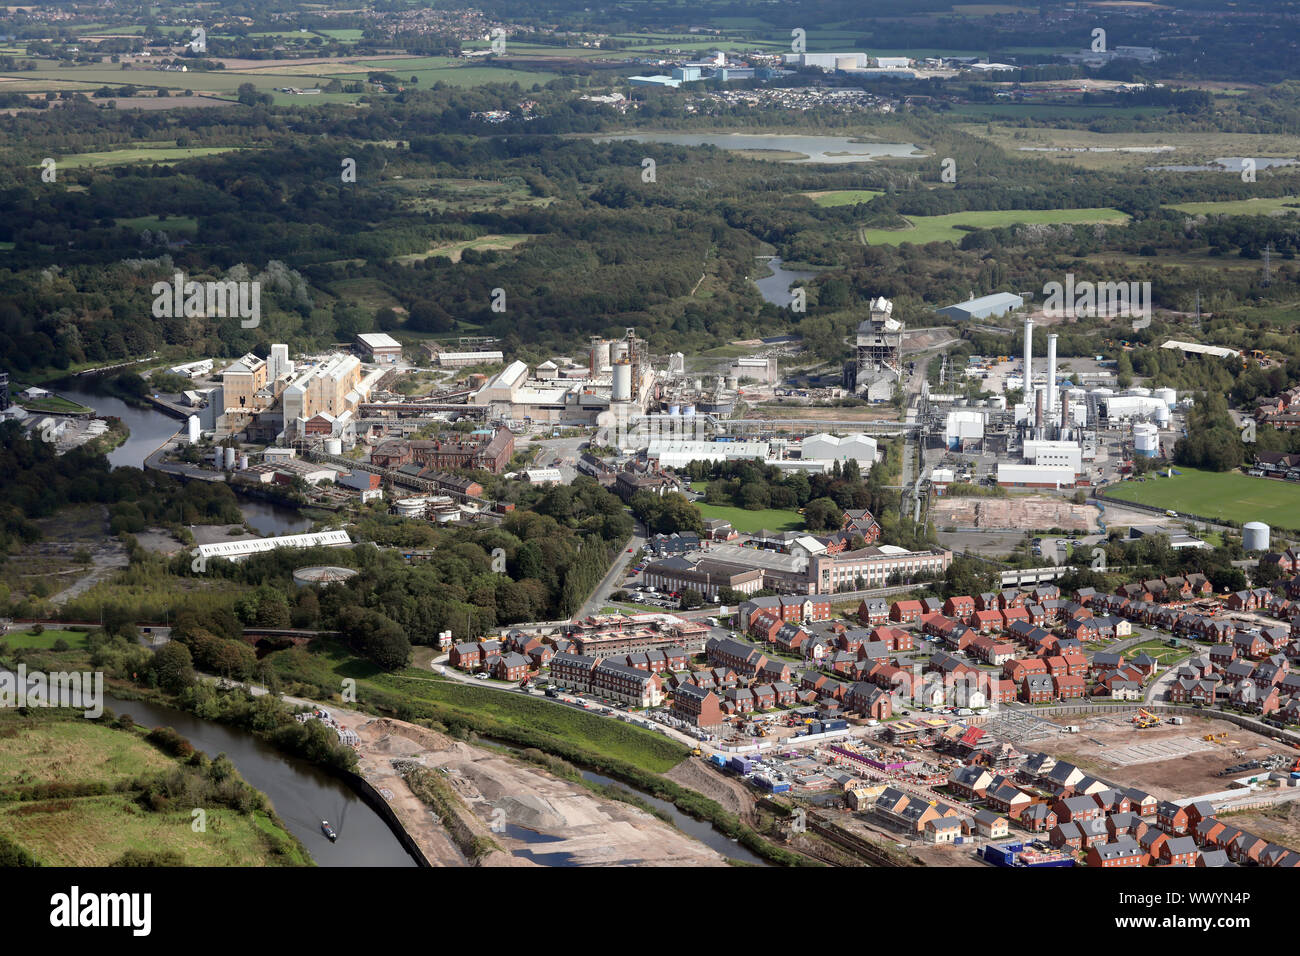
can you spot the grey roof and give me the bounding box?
[1093,838,1143,860]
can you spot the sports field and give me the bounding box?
[695,501,804,533]
[860,207,1129,245]
[1103,467,1300,530]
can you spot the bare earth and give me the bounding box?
[1044,714,1295,801]
[931,495,1099,531]
[346,709,725,867]
[666,756,757,823]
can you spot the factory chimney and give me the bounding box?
[1035,388,1044,433]
[1061,391,1071,435]
[1047,333,1058,425]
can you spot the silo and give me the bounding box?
[1243,521,1270,552]
[238,454,250,470]
[611,341,629,364]
[187,415,200,444]
[224,446,237,470]
[1133,422,1159,457]
[613,361,633,402]
[989,395,1007,410]
[1154,387,1177,406]
[1154,403,1171,426]
[211,449,223,469]
[725,375,739,391]
[1127,386,1152,397]
[325,437,343,455]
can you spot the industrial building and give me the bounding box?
[192,529,352,564]
[846,296,903,401]
[370,428,514,474]
[936,292,1024,322]
[800,433,878,466]
[435,350,504,368]
[996,463,1076,489]
[356,332,403,364]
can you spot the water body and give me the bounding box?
[1145,156,1298,172]
[55,384,182,471]
[239,498,315,536]
[96,690,418,867]
[592,131,922,164]
[752,256,816,308]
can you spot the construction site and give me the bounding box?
[930,495,1100,531]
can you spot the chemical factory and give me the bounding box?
[920,317,1181,490]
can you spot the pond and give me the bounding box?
[752,256,816,308]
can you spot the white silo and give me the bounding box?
[989,395,1007,410]
[612,361,633,402]
[1154,403,1171,426]
[1243,521,1270,552]
[238,454,249,470]
[224,446,237,470]
[1154,387,1177,406]
[611,341,629,364]
[186,414,200,444]
[1127,386,1152,397]
[1133,422,1159,457]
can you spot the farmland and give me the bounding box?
[1103,467,1300,531]
[859,207,1130,246]
[803,189,883,207]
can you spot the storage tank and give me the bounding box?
[211,449,223,469]
[1091,387,1113,398]
[324,437,343,455]
[394,497,429,518]
[989,395,1007,410]
[186,414,200,444]
[682,404,696,417]
[238,454,249,470]
[613,361,633,402]
[1133,422,1159,457]
[667,403,680,417]
[592,340,612,371]
[1127,386,1152,397]
[725,375,739,391]
[610,341,629,364]
[224,446,237,470]
[1154,403,1171,426]
[1243,521,1270,552]
[1154,387,1177,406]
[292,565,358,588]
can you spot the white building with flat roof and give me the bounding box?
[193,529,352,563]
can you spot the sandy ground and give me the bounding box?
[931,495,1099,531]
[344,709,725,867]
[1219,803,1300,848]
[1044,714,1297,801]
[911,844,990,867]
[666,756,757,823]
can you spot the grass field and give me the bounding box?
[1166,196,1300,217]
[1104,467,1300,530]
[1123,639,1192,666]
[53,145,245,169]
[695,501,804,533]
[2,629,92,650]
[860,207,1130,245]
[804,189,883,207]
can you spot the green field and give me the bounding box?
[805,189,883,207]
[115,215,199,233]
[2,629,92,650]
[695,501,804,533]
[1165,196,1300,217]
[1104,467,1300,530]
[1123,639,1192,666]
[54,145,245,169]
[860,207,1130,245]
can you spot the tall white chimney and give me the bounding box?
[1022,318,1033,398]
[1047,333,1058,423]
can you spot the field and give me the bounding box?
[1103,467,1300,530]
[1122,639,1193,666]
[53,144,246,169]
[0,710,307,866]
[695,501,804,533]
[803,189,883,207]
[859,207,1130,246]
[1166,196,1300,217]
[393,234,533,265]
[2,629,92,650]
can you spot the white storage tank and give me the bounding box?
[325,437,343,455]
[682,404,696,417]
[1154,403,1171,426]
[238,454,250,470]
[394,497,429,518]
[611,341,629,363]
[1243,521,1270,552]
[1127,386,1152,397]
[613,361,633,402]
[1133,422,1159,457]
[186,414,200,444]
[1154,387,1177,406]
[224,446,237,470]
[989,395,1007,410]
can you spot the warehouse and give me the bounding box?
[435,350,504,368]
[800,433,878,467]
[193,529,352,564]
[936,292,1025,322]
[356,332,403,364]
[996,464,1076,489]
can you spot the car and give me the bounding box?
[475,673,489,681]
[627,548,634,553]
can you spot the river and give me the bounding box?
[98,690,418,867]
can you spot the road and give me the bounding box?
[577,523,646,619]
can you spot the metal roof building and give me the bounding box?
[937,292,1025,322]
[193,529,352,563]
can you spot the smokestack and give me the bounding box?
[1061,391,1071,433]
[1035,389,1044,432]
[1047,333,1058,424]
[1022,318,1033,395]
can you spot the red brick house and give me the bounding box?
[890,600,923,623]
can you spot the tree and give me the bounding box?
[803,497,842,532]
[338,606,410,670]
[150,641,195,693]
[679,588,704,610]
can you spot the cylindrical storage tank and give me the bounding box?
[611,342,629,363]
[1154,403,1171,426]
[725,375,738,391]
[238,454,249,470]
[1133,422,1159,457]
[187,415,200,444]
[211,449,223,468]
[293,565,359,588]
[1243,521,1270,552]
[594,341,611,371]
[1154,387,1177,406]
[989,396,1007,410]
[613,361,633,402]
[325,437,343,455]
[224,446,237,470]
[1127,386,1152,397]
[394,497,428,517]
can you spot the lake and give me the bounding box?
[1145,157,1298,172]
[592,132,923,164]
[752,256,816,308]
